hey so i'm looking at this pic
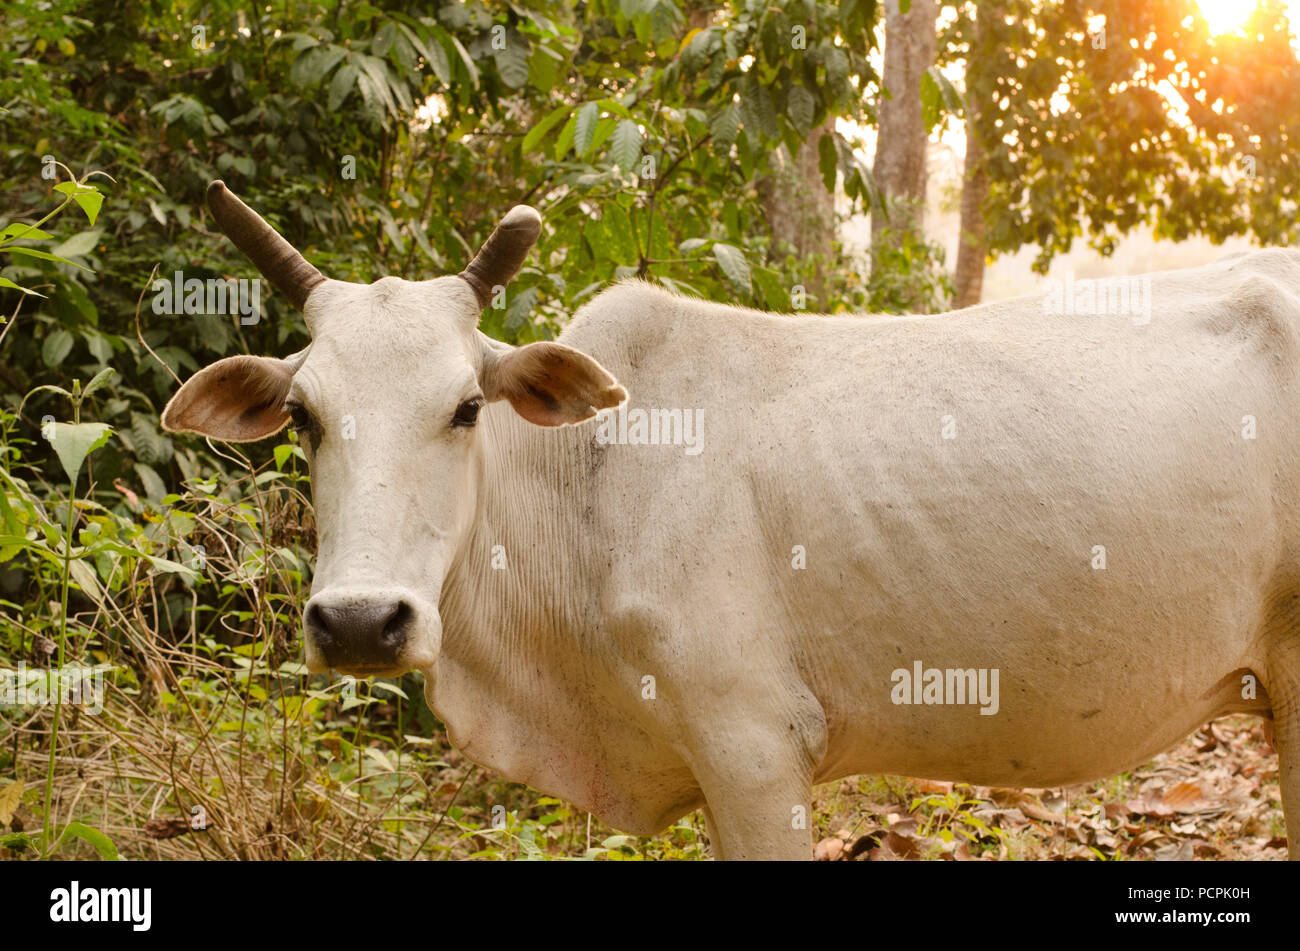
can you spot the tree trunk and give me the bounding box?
[953,4,994,309]
[758,120,836,304]
[953,114,989,308]
[871,0,938,249]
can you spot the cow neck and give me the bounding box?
[439,403,595,656]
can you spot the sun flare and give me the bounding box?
[1196,0,1257,35]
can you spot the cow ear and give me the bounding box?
[482,342,626,427]
[162,355,294,441]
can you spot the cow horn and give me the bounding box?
[206,181,325,311]
[459,205,542,309]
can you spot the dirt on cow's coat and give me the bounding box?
[810,714,1286,861]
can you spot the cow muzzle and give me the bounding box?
[303,587,440,676]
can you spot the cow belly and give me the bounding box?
[815,634,1263,788]
[795,498,1277,788]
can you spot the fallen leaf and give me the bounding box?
[0,781,23,827]
[1018,796,1066,824]
[1127,798,1173,819]
[1153,839,1196,861]
[916,779,953,795]
[886,815,920,835]
[846,833,878,859]
[1127,829,1172,854]
[143,817,191,840]
[1161,780,1203,812]
[880,830,921,859]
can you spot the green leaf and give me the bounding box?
[522,104,572,154]
[0,277,45,297]
[553,112,578,161]
[370,680,410,700]
[50,230,102,259]
[49,422,113,484]
[787,85,815,136]
[42,329,74,367]
[69,558,102,600]
[63,280,97,323]
[282,31,320,52]
[58,821,120,861]
[372,22,397,58]
[193,314,230,353]
[83,330,111,364]
[588,117,616,156]
[445,33,479,86]
[610,120,642,172]
[929,64,962,114]
[920,65,963,132]
[0,477,23,536]
[825,46,849,90]
[292,44,347,87]
[82,367,116,397]
[602,205,639,263]
[596,98,632,119]
[95,538,198,581]
[574,102,600,157]
[754,266,790,311]
[130,413,166,466]
[0,832,33,852]
[72,189,104,225]
[494,35,530,88]
[425,36,451,84]
[712,242,750,294]
[504,285,539,332]
[920,70,940,132]
[134,462,167,502]
[397,23,449,84]
[818,132,838,191]
[328,63,359,112]
[5,247,91,271]
[358,55,399,117]
[142,551,199,580]
[1,223,53,241]
[52,181,98,198]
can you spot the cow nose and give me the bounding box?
[305,598,413,671]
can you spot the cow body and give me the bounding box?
[431,250,1300,857]
[165,185,1300,858]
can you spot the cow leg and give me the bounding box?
[686,710,824,860]
[701,806,724,861]
[696,768,813,860]
[1269,641,1300,859]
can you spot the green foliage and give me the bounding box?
[909,783,1003,855]
[858,225,954,314]
[944,0,1300,272]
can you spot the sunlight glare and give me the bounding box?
[1196,0,1256,36]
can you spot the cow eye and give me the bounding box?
[452,397,483,428]
[287,403,313,434]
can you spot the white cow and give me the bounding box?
[165,182,1300,859]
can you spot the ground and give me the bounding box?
[806,715,1287,861]
[5,701,1284,861]
[391,712,1288,860]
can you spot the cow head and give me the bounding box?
[162,182,625,677]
